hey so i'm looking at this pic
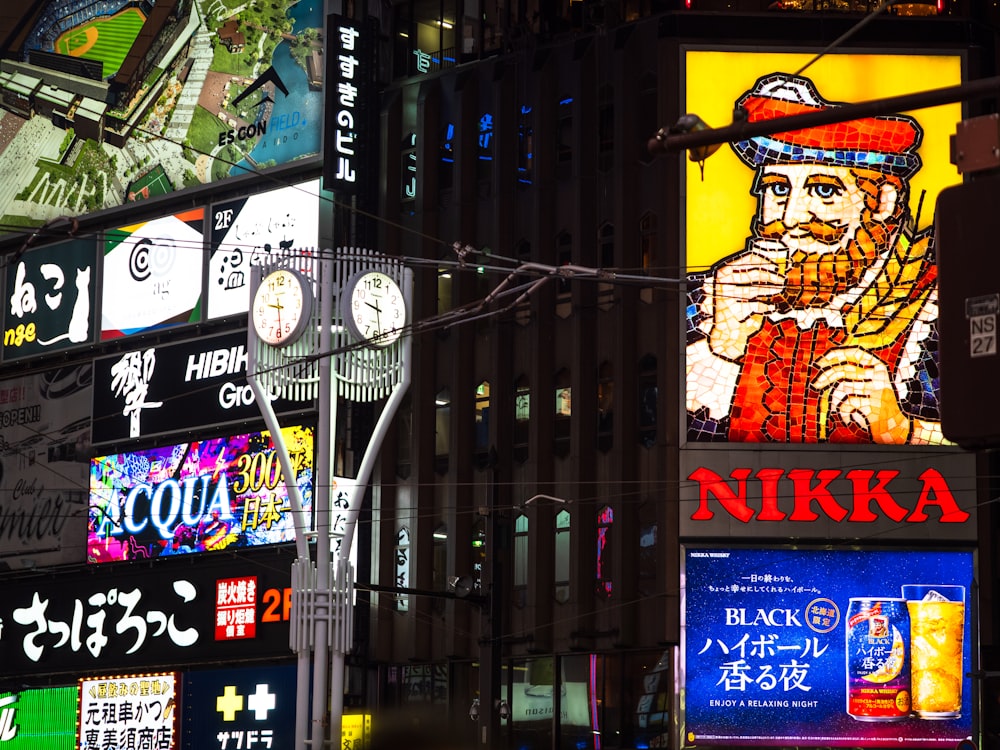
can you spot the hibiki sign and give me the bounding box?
[91,330,312,446]
[680,449,977,541]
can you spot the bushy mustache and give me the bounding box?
[752,218,887,311]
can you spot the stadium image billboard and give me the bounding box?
[0,0,324,230]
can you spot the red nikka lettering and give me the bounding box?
[688,467,969,524]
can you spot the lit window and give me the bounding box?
[596,505,613,598]
[555,509,570,604]
[514,376,530,463]
[554,369,571,458]
[514,513,529,607]
[475,380,490,456]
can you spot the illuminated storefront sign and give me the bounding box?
[181,664,295,750]
[0,364,91,569]
[78,673,177,750]
[2,240,97,362]
[683,547,973,748]
[0,687,76,749]
[683,51,962,445]
[91,331,313,445]
[207,180,321,320]
[215,577,259,641]
[327,16,365,192]
[0,547,294,678]
[101,209,205,340]
[88,426,313,563]
[680,449,976,541]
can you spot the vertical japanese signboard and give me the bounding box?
[325,15,372,194]
[206,180,321,320]
[88,426,313,563]
[0,686,77,749]
[181,664,296,750]
[682,547,973,748]
[2,239,97,362]
[78,673,178,750]
[101,209,205,340]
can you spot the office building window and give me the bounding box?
[555,508,571,604]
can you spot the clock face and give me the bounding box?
[251,268,312,347]
[342,270,406,347]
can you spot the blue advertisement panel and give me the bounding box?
[88,426,313,563]
[683,547,973,748]
[181,664,296,750]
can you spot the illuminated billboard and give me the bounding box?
[0,363,91,569]
[2,240,97,362]
[0,687,77,750]
[88,425,313,562]
[0,1,323,231]
[207,179,322,320]
[683,51,963,445]
[682,547,973,748]
[181,664,296,750]
[78,673,177,750]
[101,209,205,340]
[91,330,313,445]
[0,546,295,678]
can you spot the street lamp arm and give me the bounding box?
[522,493,571,507]
[648,75,1000,157]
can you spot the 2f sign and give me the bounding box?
[970,314,996,358]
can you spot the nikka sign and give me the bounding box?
[680,449,977,541]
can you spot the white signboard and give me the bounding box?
[102,210,205,340]
[207,180,321,320]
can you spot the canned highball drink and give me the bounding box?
[845,597,910,721]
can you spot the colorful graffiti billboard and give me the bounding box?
[683,51,963,445]
[682,547,974,748]
[88,425,313,562]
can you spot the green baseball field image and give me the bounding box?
[53,7,146,78]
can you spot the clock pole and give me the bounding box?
[248,249,412,750]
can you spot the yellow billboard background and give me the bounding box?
[683,50,964,273]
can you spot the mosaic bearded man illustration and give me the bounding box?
[686,72,944,445]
